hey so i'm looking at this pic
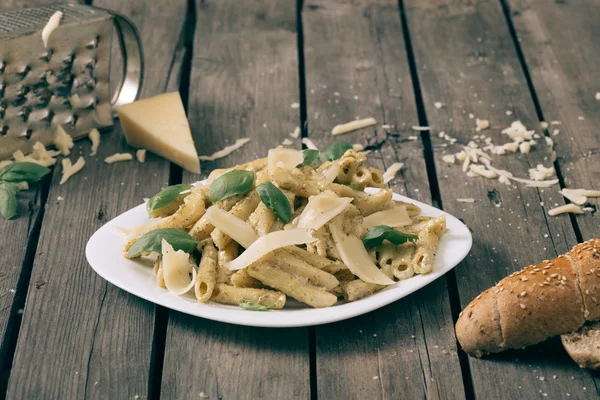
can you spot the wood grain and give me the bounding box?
[403,0,596,397]
[161,1,309,399]
[302,1,464,398]
[5,0,187,398]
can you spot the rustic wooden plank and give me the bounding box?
[5,0,187,398]
[160,1,310,399]
[403,0,596,398]
[302,1,465,398]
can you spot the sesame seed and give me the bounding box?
[551,273,558,278]
[520,291,527,297]
[520,304,526,309]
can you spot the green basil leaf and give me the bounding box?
[319,142,353,162]
[0,183,19,220]
[239,300,274,311]
[362,225,418,249]
[297,149,320,167]
[345,184,361,191]
[209,170,255,203]
[256,182,292,223]
[146,184,193,216]
[0,162,51,183]
[128,228,200,258]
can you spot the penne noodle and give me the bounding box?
[188,194,242,240]
[230,269,264,289]
[268,250,340,290]
[195,242,218,302]
[210,283,286,309]
[342,279,384,302]
[352,189,393,216]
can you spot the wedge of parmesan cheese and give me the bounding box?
[332,117,377,135]
[383,163,403,184]
[199,138,251,161]
[136,149,146,163]
[117,92,200,173]
[60,157,85,185]
[41,11,62,48]
[548,204,584,217]
[89,128,100,156]
[54,125,74,156]
[105,153,133,164]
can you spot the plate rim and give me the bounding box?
[85,189,472,328]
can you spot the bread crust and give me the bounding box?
[456,239,600,357]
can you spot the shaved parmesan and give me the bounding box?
[382,162,403,184]
[442,154,455,164]
[434,102,443,109]
[59,157,85,185]
[498,175,511,185]
[528,164,554,181]
[321,162,340,183]
[559,189,587,205]
[296,193,353,231]
[411,126,430,131]
[204,207,258,248]
[41,11,62,48]
[281,138,293,146]
[502,120,534,141]
[363,206,411,229]
[161,239,197,295]
[564,189,600,197]
[199,138,250,161]
[519,141,531,154]
[54,125,74,156]
[225,229,316,271]
[268,147,304,175]
[291,127,301,139]
[329,223,394,285]
[302,138,318,150]
[332,117,377,135]
[475,118,490,131]
[469,164,497,179]
[456,198,475,203]
[105,153,133,164]
[548,204,584,217]
[136,149,147,163]
[89,128,100,156]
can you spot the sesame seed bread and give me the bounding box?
[455,238,600,358]
[561,321,600,372]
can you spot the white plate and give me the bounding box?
[86,188,472,328]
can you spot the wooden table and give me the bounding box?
[1,0,598,398]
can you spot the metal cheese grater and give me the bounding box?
[0,3,143,160]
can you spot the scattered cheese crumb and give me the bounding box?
[199,138,251,161]
[544,137,553,147]
[434,102,443,109]
[290,127,301,139]
[407,136,418,141]
[596,92,600,101]
[281,138,293,146]
[551,120,561,125]
[383,163,404,184]
[475,118,489,132]
[468,113,475,119]
[540,121,549,129]
[578,116,585,120]
[352,143,365,152]
[559,189,587,205]
[54,125,74,156]
[57,196,64,202]
[290,102,300,109]
[41,11,62,48]
[105,153,133,164]
[302,138,318,150]
[564,188,600,197]
[469,164,497,179]
[456,198,475,203]
[506,110,513,116]
[89,128,100,156]
[498,175,511,185]
[519,141,531,154]
[528,164,554,181]
[548,204,584,217]
[136,149,147,163]
[411,126,430,131]
[331,117,377,135]
[381,124,391,130]
[442,154,455,164]
[60,157,85,185]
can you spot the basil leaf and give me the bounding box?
[0,183,19,220]
[319,142,353,162]
[209,170,254,203]
[239,300,274,311]
[298,149,320,167]
[345,184,361,191]
[146,184,193,216]
[128,228,200,258]
[363,225,418,249]
[256,182,292,223]
[0,162,51,183]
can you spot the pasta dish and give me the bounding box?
[123,145,447,310]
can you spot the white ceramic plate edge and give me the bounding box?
[85,190,472,328]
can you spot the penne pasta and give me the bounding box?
[210,283,286,309]
[195,241,218,302]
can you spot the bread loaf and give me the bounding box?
[561,321,600,371]
[455,238,600,357]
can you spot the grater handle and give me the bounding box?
[110,12,144,115]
